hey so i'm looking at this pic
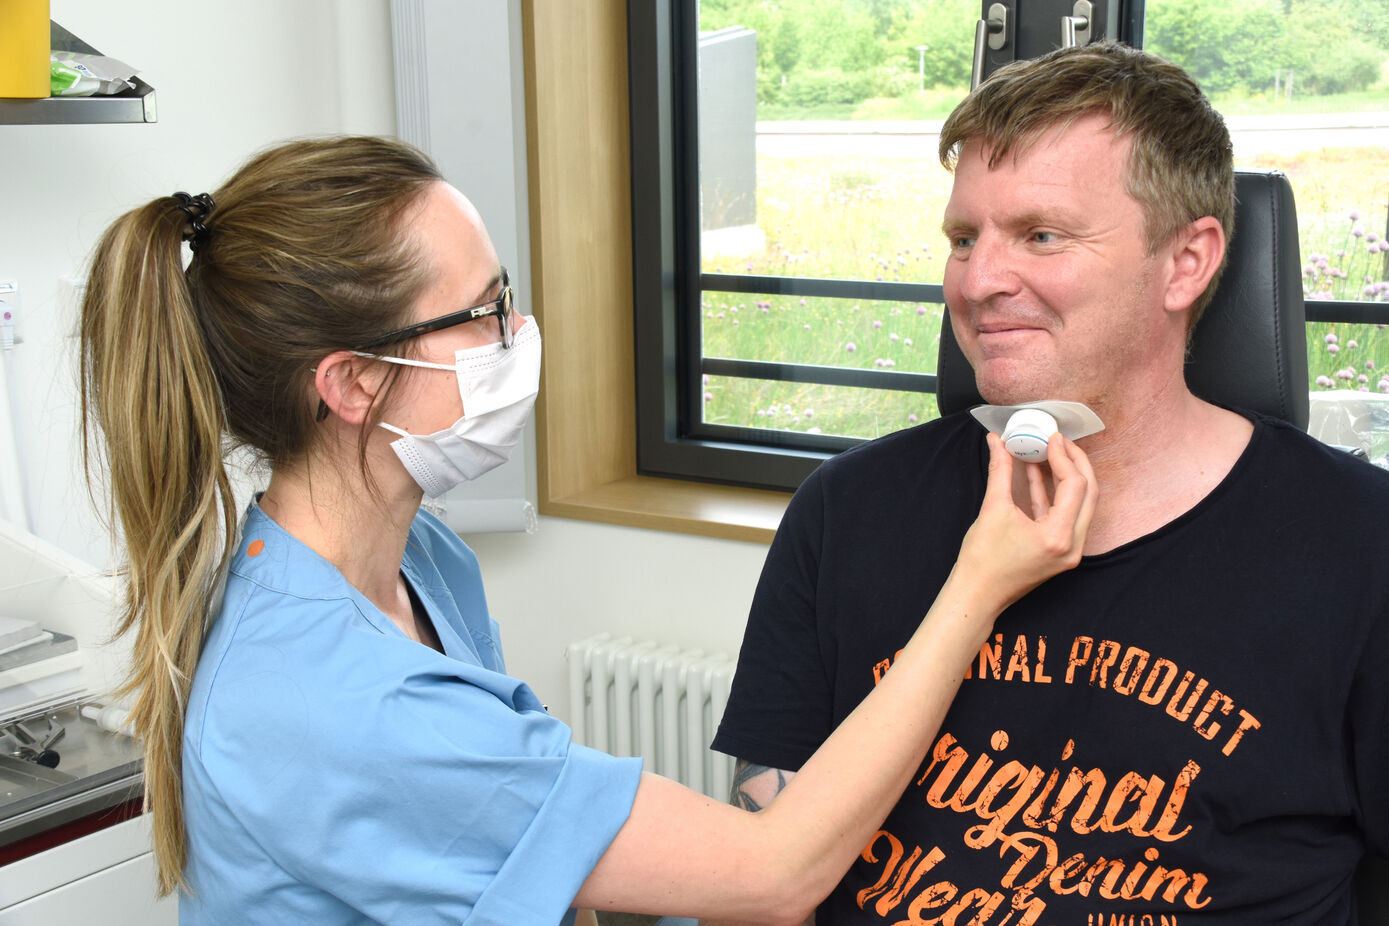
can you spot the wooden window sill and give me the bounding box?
[539,475,786,544]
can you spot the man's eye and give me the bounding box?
[952,236,975,249]
[1032,231,1057,243]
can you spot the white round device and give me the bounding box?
[1002,408,1058,461]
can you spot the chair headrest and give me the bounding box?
[936,170,1309,429]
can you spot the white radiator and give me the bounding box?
[565,633,737,800]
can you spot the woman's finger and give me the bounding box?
[982,432,1015,505]
[1025,458,1050,520]
[1044,434,1098,545]
[1067,436,1100,543]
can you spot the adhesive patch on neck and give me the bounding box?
[969,400,1105,462]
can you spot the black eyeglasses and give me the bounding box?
[356,268,515,351]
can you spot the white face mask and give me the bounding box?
[371,319,541,497]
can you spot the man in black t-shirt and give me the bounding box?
[709,43,1389,925]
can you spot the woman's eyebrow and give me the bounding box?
[464,268,505,308]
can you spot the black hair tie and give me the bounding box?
[172,191,215,253]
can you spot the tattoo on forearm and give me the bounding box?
[729,759,790,812]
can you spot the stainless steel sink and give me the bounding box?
[0,754,76,798]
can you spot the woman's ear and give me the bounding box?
[314,351,387,426]
[1163,216,1226,316]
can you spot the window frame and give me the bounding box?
[630,0,950,492]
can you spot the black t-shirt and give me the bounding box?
[713,411,1389,924]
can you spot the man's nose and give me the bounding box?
[954,234,1020,305]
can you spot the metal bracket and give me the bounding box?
[2,716,65,768]
[987,3,1008,50]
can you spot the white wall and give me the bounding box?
[0,0,398,564]
[0,0,767,723]
[465,520,766,719]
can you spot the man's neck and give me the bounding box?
[1018,387,1254,555]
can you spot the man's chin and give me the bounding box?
[968,358,1040,405]
[975,380,1043,407]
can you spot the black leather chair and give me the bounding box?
[936,168,1389,922]
[936,170,1309,428]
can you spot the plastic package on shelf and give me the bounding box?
[49,50,139,97]
[1307,391,1389,468]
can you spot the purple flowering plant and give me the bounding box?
[1305,207,1389,394]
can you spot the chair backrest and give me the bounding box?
[935,170,1310,429]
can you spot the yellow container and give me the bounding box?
[0,0,50,98]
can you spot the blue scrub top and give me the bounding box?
[180,503,642,925]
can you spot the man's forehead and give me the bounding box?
[943,125,1136,229]
[964,112,1127,169]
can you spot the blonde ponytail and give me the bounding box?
[81,198,238,894]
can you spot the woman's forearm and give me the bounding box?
[576,434,1096,924]
[577,570,1002,924]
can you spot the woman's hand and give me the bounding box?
[953,430,1098,615]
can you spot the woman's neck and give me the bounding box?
[258,455,423,615]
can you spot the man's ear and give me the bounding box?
[314,351,388,426]
[1163,216,1226,315]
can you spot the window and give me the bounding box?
[631,0,1389,492]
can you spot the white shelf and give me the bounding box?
[0,78,156,125]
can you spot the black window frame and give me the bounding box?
[629,0,1389,495]
[630,0,943,493]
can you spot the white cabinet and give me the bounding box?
[0,815,174,924]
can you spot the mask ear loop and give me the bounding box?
[315,352,460,422]
[349,350,461,371]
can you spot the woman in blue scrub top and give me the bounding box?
[78,136,1096,925]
